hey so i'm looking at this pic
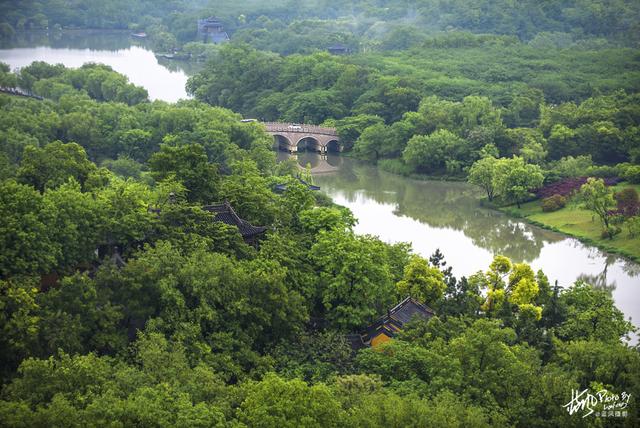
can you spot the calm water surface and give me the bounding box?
[0,32,193,102]
[2,34,638,334]
[284,152,640,333]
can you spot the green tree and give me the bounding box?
[333,114,384,150]
[219,160,278,225]
[578,177,616,235]
[43,181,105,270]
[96,178,156,250]
[0,276,40,379]
[149,143,219,203]
[493,156,544,208]
[36,273,125,356]
[309,229,395,330]
[238,373,346,428]
[396,255,446,305]
[402,130,464,173]
[0,180,58,277]
[17,141,97,192]
[353,123,401,161]
[557,281,634,343]
[299,207,354,236]
[468,156,498,201]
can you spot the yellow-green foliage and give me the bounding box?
[475,255,542,318]
[396,255,446,304]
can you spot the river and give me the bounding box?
[284,152,640,335]
[1,33,639,334]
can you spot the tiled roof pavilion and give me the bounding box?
[202,200,267,239]
[351,297,435,349]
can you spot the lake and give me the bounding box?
[1,33,638,335]
[0,32,193,102]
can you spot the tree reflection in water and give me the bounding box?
[1,31,135,51]
[577,253,619,292]
[308,154,560,262]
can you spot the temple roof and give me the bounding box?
[387,297,435,324]
[200,16,223,26]
[207,32,230,43]
[202,200,267,238]
[361,297,435,344]
[328,44,349,54]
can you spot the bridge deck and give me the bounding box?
[0,86,44,100]
[264,122,338,137]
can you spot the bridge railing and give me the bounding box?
[263,122,338,136]
[0,86,44,100]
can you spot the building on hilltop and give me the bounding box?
[197,17,230,44]
[349,297,435,349]
[327,44,349,55]
[202,200,267,245]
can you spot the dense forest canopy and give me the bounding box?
[2,0,640,50]
[0,56,638,428]
[1,0,640,426]
[186,41,640,177]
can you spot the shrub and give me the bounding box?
[585,164,621,178]
[601,226,621,239]
[609,214,625,225]
[536,176,618,199]
[620,165,640,184]
[541,194,567,212]
[627,216,640,238]
[537,177,586,198]
[545,155,593,182]
[614,188,640,217]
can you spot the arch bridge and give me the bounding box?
[264,122,342,154]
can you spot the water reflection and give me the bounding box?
[577,254,619,292]
[155,56,204,75]
[276,151,341,174]
[0,32,192,102]
[304,154,560,262]
[282,153,639,331]
[0,31,137,51]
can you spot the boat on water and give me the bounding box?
[130,32,147,38]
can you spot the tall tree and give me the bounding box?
[578,177,616,235]
[310,229,395,330]
[17,141,97,192]
[149,143,219,203]
[468,156,498,201]
[493,156,544,208]
[396,255,446,305]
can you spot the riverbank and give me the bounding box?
[498,182,640,263]
[377,158,467,182]
[347,157,640,262]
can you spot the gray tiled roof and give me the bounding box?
[202,201,267,237]
[360,297,435,344]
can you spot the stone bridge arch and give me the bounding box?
[272,134,293,152]
[295,136,322,153]
[263,122,341,154]
[326,139,341,153]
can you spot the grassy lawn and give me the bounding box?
[501,182,640,261]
